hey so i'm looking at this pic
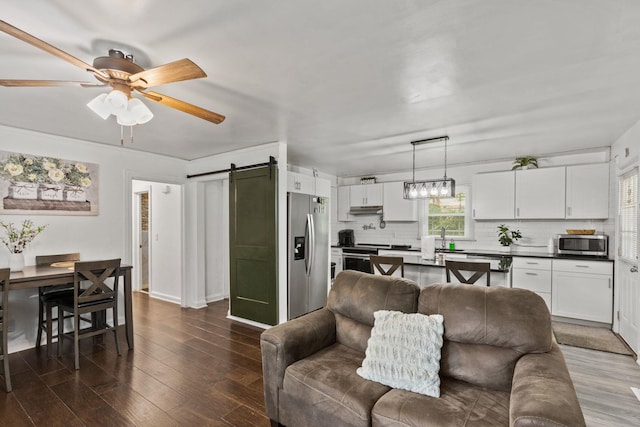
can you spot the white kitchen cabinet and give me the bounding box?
[515,167,566,219]
[404,264,421,285]
[288,172,331,198]
[382,182,417,221]
[287,172,315,195]
[337,186,354,221]
[315,178,331,198]
[350,183,383,207]
[565,163,609,219]
[471,171,515,219]
[511,257,552,310]
[552,259,613,323]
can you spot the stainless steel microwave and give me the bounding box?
[557,234,608,257]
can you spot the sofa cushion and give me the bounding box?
[328,271,420,353]
[357,310,444,397]
[371,377,510,427]
[281,343,391,427]
[419,284,552,391]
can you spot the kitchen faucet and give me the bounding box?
[440,227,446,249]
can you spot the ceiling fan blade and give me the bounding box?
[0,20,109,80]
[139,90,225,124]
[128,59,206,88]
[0,79,105,87]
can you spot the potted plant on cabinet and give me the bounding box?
[497,224,522,251]
[512,156,539,170]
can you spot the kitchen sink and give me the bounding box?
[435,248,465,252]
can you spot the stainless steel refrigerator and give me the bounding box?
[288,193,329,319]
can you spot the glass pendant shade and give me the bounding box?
[86,93,111,119]
[127,98,154,124]
[105,89,128,111]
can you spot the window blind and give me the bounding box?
[619,168,638,261]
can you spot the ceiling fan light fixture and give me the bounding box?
[116,111,137,127]
[86,93,111,119]
[105,89,128,111]
[127,98,153,124]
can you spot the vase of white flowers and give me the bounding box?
[1,220,47,272]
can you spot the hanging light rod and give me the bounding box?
[410,135,449,146]
[403,135,455,199]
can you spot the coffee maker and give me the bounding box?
[338,229,355,247]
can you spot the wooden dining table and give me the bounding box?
[8,263,134,349]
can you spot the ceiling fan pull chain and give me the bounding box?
[130,126,134,144]
[120,125,124,146]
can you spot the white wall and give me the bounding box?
[0,125,188,352]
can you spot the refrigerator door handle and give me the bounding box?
[307,213,315,277]
[304,215,310,275]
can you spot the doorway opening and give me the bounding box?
[138,191,150,293]
[131,179,183,304]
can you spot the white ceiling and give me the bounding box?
[1,0,640,177]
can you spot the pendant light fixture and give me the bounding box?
[403,136,456,199]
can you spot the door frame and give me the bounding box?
[614,162,639,357]
[124,171,185,304]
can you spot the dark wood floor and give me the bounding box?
[0,293,269,426]
[3,292,640,426]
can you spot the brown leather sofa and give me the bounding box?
[261,270,585,427]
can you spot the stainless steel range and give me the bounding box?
[341,243,413,273]
[342,246,378,273]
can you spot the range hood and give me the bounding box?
[349,206,383,215]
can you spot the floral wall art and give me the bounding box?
[0,151,99,215]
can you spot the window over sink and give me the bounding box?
[421,185,471,239]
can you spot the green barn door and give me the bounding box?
[229,165,278,325]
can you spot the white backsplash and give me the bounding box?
[334,214,615,255]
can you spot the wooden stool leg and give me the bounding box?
[36,299,44,349]
[1,335,10,392]
[45,304,54,358]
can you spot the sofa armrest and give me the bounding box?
[510,342,585,427]
[260,307,336,420]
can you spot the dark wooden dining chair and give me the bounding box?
[35,253,80,358]
[370,255,405,277]
[56,259,122,370]
[445,260,491,286]
[0,268,11,392]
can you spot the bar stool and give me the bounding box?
[445,260,491,286]
[35,253,80,358]
[55,259,122,370]
[370,255,405,277]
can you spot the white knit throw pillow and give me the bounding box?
[356,310,444,397]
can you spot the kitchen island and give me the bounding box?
[377,247,614,325]
[377,248,512,288]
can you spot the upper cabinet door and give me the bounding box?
[337,186,354,221]
[349,183,383,207]
[515,167,566,219]
[472,171,515,219]
[382,182,417,221]
[287,172,315,195]
[566,163,609,219]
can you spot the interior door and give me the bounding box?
[229,165,278,325]
[618,168,638,352]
